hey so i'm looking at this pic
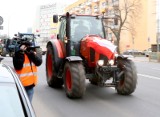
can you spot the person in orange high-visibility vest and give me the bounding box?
[13,42,42,102]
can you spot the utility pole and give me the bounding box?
[157,19,159,52]
[132,36,135,57]
[8,16,10,38]
[156,0,160,52]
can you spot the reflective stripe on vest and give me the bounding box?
[18,72,37,77]
[23,62,35,67]
[16,54,38,86]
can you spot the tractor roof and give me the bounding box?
[59,13,103,20]
[59,12,102,17]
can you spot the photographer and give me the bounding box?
[13,41,42,102]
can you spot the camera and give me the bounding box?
[14,33,40,54]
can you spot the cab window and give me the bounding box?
[58,18,66,41]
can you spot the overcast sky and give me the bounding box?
[0,0,77,37]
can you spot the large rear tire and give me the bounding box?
[116,59,137,95]
[46,44,63,88]
[64,62,86,98]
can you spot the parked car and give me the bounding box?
[0,58,36,117]
[142,48,152,57]
[0,38,8,56]
[123,49,142,55]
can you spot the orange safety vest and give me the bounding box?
[16,54,38,87]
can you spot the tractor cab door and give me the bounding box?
[57,18,67,57]
[58,17,80,57]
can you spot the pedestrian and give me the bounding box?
[13,41,42,102]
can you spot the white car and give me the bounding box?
[0,58,36,117]
[35,37,47,55]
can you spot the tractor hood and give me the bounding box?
[80,35,117,60]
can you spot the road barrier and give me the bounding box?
[149,52,160,62]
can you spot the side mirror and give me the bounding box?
[64,36,68,43]
[53,15,58,23]
[57,34,59,39]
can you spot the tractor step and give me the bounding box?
[104,83,116,87]
[97,83,116,87]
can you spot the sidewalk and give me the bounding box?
[122,55,150,62]
[132,57,149,62]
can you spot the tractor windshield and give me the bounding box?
[70,16,105,42]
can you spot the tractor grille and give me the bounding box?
[99,54,108,65]
[90,47,95,62]
[89,48,109,65]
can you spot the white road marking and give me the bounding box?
[138,74,160,80]
[110,74,160,90]
[151,68,160,71]
[110,87,115,90]
[109,73,160,90]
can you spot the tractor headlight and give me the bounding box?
[97,60,104,66]
[64,39,68,43]
[115,53,118,57]
[108,60,114,65]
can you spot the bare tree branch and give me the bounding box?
[105,0,141,54]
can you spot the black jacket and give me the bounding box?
[13,49,42,70]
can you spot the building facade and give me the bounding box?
[65,0,158,53]
[33,3,67,41]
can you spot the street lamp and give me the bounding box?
[157,19,160,52]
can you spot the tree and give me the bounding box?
[104,0,141,54]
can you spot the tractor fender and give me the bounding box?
[116,55,128,61]
[66,56,82,62]
[47,40,64,73]
[47,40,64,58]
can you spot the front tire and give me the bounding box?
[46,44,63,88]
[116,59,137,95]
[64,62,86,98]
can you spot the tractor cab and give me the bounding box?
[70,16,106,42]
[53,13,106,56]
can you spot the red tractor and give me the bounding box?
[46,12,137,98]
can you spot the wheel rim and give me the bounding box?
[66,68,72,91]
[47,53,53,79]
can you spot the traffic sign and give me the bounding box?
[0,26,3,30]
[0,16,3,25]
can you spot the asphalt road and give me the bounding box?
[2,56,160,117]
